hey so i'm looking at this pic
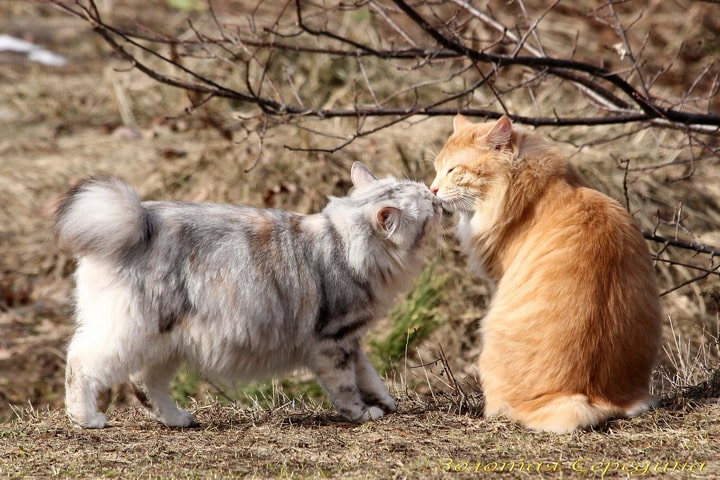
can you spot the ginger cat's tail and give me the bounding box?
[510,394,656,434]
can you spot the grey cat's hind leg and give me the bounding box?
[130,358,197,428]
[354,349,397,414]
[309,342,384,423]
[65,355,110,428]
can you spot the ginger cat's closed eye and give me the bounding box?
[431,115,662,433]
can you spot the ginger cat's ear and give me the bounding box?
[453,114,473,133]
[351,162,378,188]
[486,116,513,150]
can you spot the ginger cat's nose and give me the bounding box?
[430,186,439,195]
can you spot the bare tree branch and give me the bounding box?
[391,0,720,126]
[47,0,720,278]
[644,233,720,258]
[50,0,720,129]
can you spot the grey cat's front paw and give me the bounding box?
[341,405,386,423]
[378,396,397,413]
[154,408,198,428]
[360,393,397,413]
[355,406,385,423]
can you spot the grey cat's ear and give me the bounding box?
[486,115,513,150]
[453,114,473,133]
[351,162,378,189]
[376,206,402,236]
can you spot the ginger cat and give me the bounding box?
[430,115,662,433]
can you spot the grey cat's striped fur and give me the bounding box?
[55,162,441,428]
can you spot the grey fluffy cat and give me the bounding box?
[54,162,441,428]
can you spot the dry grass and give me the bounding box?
[1,1,719,478]
[1,394,719,479]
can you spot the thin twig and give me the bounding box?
[644,232,720,258]
[660,261,720,297]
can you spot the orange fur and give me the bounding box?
[431,115,662,433]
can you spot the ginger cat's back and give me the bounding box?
[431,116,662,433]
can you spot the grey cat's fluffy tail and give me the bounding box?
[54,176,150,258]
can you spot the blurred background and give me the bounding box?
[1,0,718,421]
